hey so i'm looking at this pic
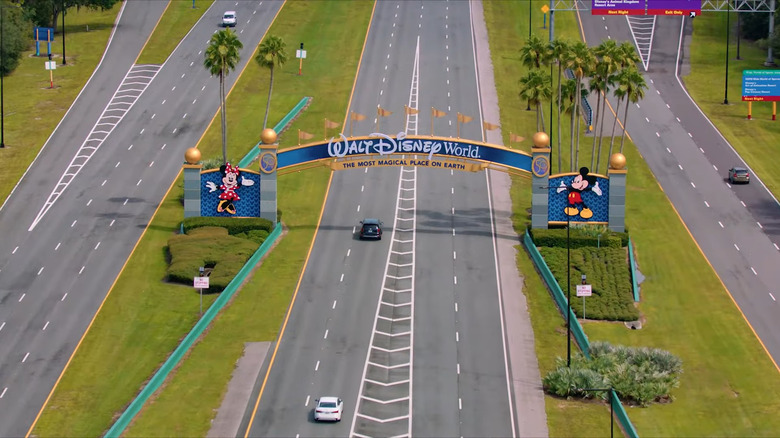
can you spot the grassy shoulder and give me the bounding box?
[0,4,121,206]
[135,0,214,65]
[685,13,780,197]
[485,1,780,436]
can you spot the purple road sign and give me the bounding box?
[647,0,701,16]
[591,0,644,15]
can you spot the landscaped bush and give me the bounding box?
[181,216,273,235]
[529,227,628,249]
[543,341,683,406]
[538,246,638,321]
[166,226,261,292]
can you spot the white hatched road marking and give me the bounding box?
[30,64,162,230]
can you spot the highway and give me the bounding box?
[578,13,780,365]
[243,1,515,437]
[0,1,280,435]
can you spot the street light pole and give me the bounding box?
[61,0,66,65]
[723,1,730,104]
[567,210,572,367]
[198,266,205,315]
[580,388,614,438]
[1,6,5,149]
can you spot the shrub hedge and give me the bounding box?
[543,341,683,406]
[538,246,638,321]
[181,217,273,235]
[529,227,629,249]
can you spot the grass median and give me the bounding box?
[485,1,780,436]
[33,0,374,436]
[135,0,214,65]
[0,4,121,206]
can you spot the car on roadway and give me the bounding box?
[359,218,383,240]
[728,167,750,184]
[221,11,237,27]
[314,396,343,422]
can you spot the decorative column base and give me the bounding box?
[530,132,551,229]
[607,153,627,232]
[258,128,279,226]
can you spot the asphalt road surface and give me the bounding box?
[242,2,515,437]
[578,13,780,365]
[0,1,280,435]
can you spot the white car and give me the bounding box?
[314,396,343,422]
[222,11,237,27]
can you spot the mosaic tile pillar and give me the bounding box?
[531,132,551,229]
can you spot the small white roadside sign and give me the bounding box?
[576,284,592,297]
[193,276,209,289]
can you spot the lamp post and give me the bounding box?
[579,388,614,438]
[1,5,5,148]
[61,0,66,65]
[723,0,730,104]
[566,208,572,367]
[198,266,205,315]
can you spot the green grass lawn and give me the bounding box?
[685,13,780,197]
[486,1,780,436]
[0,4,121,206]
[135,0,214,65]
[31,1,373,436]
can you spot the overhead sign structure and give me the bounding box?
[591,0,644,15]
[646,0,700,16]
[742,70,780,102]
[592,0,701,16]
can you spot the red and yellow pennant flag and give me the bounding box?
[457,112,473,124]
[324,118,341,129]
[483,121,500,131]
[404,105,420,115]
[377,106,392,117]
[298,129,314,145]
[351,111,367,121]
[431,107,447,118]
[509,132,525,143]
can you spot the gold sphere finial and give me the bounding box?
[609,153,627,170]
[261,128,278,145]
[184,147,201,164]
[532,131,550,148]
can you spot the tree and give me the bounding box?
[1,4,29,76]
[204,29,243,163]
[608,69,629,159]
[519,35,550,111]
[21,0,119,30]
[618,67,647,154]
[519,70,552,132]
[591,40,619,172]
[567,41,595,171]
[255,35,287,130]
[549,39,571,173]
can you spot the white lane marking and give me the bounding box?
[12,246,18,254]
[352,226,356,234]
[456,331,459,342]
[357,205,361,212]
[457,363,460,374]
[123,199,128,206]
[758,222,763,229]
[94,242,101,250]
[102,179,107,186]
[678,164,683,170]
[0,322,5,331]
[151,114,156,119]
[37,267,44,276]
[172,128,177,134]
[770,293,776,301]
[55,242,61,250]
[149,161,154,167]
[172,86,176,91]
[192,99,197,105]
[645,117,649,123]
[0,388,7,398]
[43,321,49,331]
[361,185,364,192]
[110,220,115,227]
[451,187,454,194]
[676,116,681,122]
[71,220,77,227]
[741,201,746,207]
[162,99,166,104]
[340,273,345,282]
[751,267,758,275]
[713,165,718,171]
[347,249,351,257]
[324,329,329,339]
[333,300,337,309]
[700,148,705,153]
[137,179,142,186]
[774,243,779,250]
[79,266,85,275]
[162,143,167,150]
[452,229,455,236]
[455,303,458,312]
[140,128,145,135]
[691,182,696,188]
[734,244,740,251]
[719,221,724,228]
[454,276,457,285]
[727,182,732,188]
[315,361,320,371]
[22,353,29,363]
[704,201,710,207]
[459,398,462,410]
[666,103,670,108]
[201,85,206,91]
[305,395,310,406]
[87,199,92,206]
[61,293,68,301]
[656,132,660,137]
[453,251,456,260]
[190,61,194,67]
[115,161,120,168]
[666,147,671,153]
[688,132,693,138]
[183,113,187,119]
[451,207,454,214]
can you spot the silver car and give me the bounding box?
[314,396,343,422]
[728,167,750,184]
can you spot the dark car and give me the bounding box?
[728,167,750,184]
[359,218,382,240]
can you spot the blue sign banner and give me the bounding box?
[591,0,644,15]
[647,0,701,16]
[200,167,261,217]
[34,27,55,42]
[277,133,533,173]
[742,70,780,102]
[548,172,610,223]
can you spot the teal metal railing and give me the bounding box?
[628,238,640,302]
[238,96,312,168]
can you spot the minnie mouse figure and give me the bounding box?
[205,162,254,215]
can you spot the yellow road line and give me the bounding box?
[132,0,172,65]
[242,1,378,435]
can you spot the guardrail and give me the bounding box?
[105,222,283,437]
[611,389,640,438]
[238,96,312,168]
[563,68,593,129]
[628,238,640,302]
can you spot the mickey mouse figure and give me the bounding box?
[557,166,602,219]
[205,162,254,215]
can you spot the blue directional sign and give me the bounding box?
[647,0,701,16]
[742,70,780,102]
[33,27,55,42]
[591,0,644,15]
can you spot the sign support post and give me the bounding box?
[576,274,591,321]
[193,267,209,316]
[296,43,306,76]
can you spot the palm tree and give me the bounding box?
[618,67,648,154]
[617,41,641,70]
[567,41,595,171]
[591,40,619,172]
[204,29,243,163]
[519,35,549,110]
[608,69,630,159]
[255,35,288,129]
[607,43,641,159]
[519,70,552,132]
[549,39,571,173]
[559,78,577,171]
